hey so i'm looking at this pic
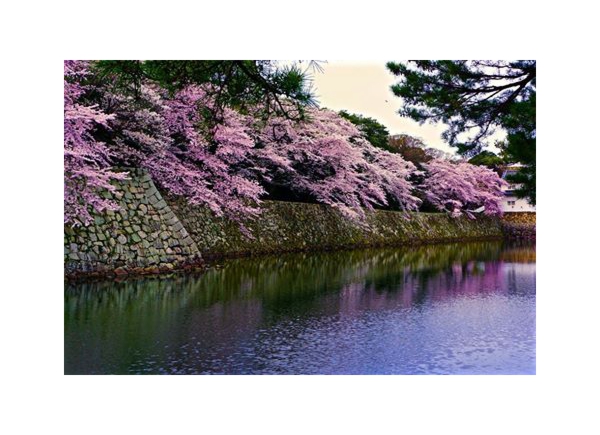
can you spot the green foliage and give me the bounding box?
[506,164,535,205]
[468,150,504,170]
[93,60,317,120]
[498,92,536,204]
[386,60,536,204]
[338,110,391,151]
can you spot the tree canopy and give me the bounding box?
[338,110,391,151]
[94,60,319,120]
[64,61,425,227]
[420,159,507,218]
[468,150,504,172]
[65,60,508,227]
[386,60,536,204]
[387,134,432,165]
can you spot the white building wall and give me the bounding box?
[500,164,536,213]
[501,195,536,212]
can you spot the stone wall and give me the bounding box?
[502,212,536,225]
[168,198,503,258]
[501,222,536,240]
[64,169,201,278]
[65,170,505,278]
[501,212,536,240]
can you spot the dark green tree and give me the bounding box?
[338,110,391,151]
[93,60,319,120]
[496,91,536,204]
[468,150,504,173]
[386,60,536,204]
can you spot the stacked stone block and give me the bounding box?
[169,199,504,258]
[64,169,201,277]
[501,212,536,239]
[65,170,512,279]
[502,212,536,225]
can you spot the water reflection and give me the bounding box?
[65,241,535,375]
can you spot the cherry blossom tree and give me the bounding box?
[74,74,420,224]
[64,60,126,225]
[94,83,265,227]
[420,159,507,218]
[253,108,421,218]
[65,61,504,229]
[149,86,264,222]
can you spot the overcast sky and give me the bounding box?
[311,60,502,155]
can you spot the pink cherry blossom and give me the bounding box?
[65,61,507,229]
[64,60,126,225]
[420,159,507,218]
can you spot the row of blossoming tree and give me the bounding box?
[65,60,506,228]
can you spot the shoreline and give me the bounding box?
[64,233,528,282]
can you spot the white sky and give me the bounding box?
[311,60,503,155]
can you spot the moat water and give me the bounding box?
[64,241,536,374]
